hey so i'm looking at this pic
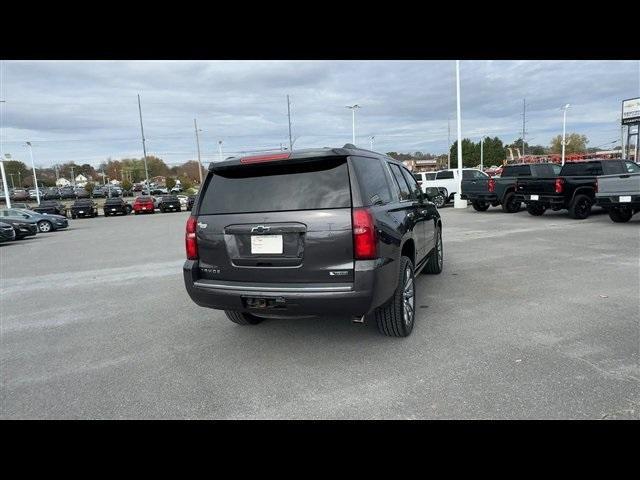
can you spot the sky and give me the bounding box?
[0,60,638,168]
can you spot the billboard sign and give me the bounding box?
[622,97,640,125]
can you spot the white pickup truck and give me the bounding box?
[595,167,640,223]
[420,168,487,205]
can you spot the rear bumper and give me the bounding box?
[183,259,385,317]
[595,195,640,209]
[461,193,498,203]
[515,193,565,206]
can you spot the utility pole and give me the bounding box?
[454,60,466,209]
[447,118,451,169]
[137,94,151,195]
[521,98,528,156]
[8,172,14,189]
[480,136,484,172]
[370,136,375,151]
[25,142,40,204]
[70,166,75,187]
[287,95,293,152]
[194,118,203,185]
[345,105,361,145]
[218,141,223,162]
[17,171,21,187]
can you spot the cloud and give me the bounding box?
[0,60,638,166]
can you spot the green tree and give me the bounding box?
[85,182,95,196]
[166,177,176,191]
[4,160,30,187]
[121,179,132,192]
[550,133,589,154]
[450,139,479,168]
[178,175,193,191]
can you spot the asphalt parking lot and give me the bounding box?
[1,206,638,419]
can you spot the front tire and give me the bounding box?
[423,225,443,274]
[501,192,521,213]
[569,194,592,219]
[608,207,633,223]
[527,203,546,216]
[432,194,445,208]
[375,256,415,337]
[224,310,263,325]
[472,200,490,211]
[37,220,52,233]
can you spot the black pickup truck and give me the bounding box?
[461,163,561,213]
[158,195,181,213]
[70,199,99,218]
[515,160,637,219]
[32,200,67,217]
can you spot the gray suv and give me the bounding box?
[183,144,443,337]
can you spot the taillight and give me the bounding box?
[352,208,377,260]
[186,216,198,260]
[488,178,496,193]
[555,178,564,194]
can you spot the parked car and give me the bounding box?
[1,208,69,232]
[74,188,89,199]
[0,221,17,242]
[33,200,67,217]
[421,168,486,206]
[413,171,436,188]
[171,186,183,193]
[595,165,640,223]
[183,145,443,337]
[158,195,181,212]
[43,188,61,200]
[10,189,29,201]
[0,215,38,239]
[59,186,76,199]
[186,194,198,211]
[103,197,132,216]
[177,195,189,207]
[10,203,31,210]
[133,196,156,214]
[461,163,561,213]
[515,159,638,219]
[70,199,98,218]
[28,189,38,199]
[91,186,106,198]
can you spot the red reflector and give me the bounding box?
[555,178,564,194]
[488,178,496,193]
[186,216,198,260]
[239,152,290,164]
[352,208,377,260]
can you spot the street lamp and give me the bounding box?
[480,135,486,172]
[454,60,466,209]
[561,104,570,165]
[218,140,223,162]
[345,105,361,145]
[0,158,10,208]
[370,136,375,151]
[25,142,41,204]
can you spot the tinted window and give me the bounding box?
[502,165,531,177]
[350,156,392,206]
[551,164,562,175]
[388,163,411,201]
[436,170,454,179]
[560,162,603,176]
[426,172,436,180]
[200,158,351,215]
[601,161,625,175]
[624,161,640,173]
[400,167,420,200]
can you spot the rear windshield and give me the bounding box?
[74,199,93,205]
[162,196,178,201]
[200,158,351,215]
[105,198,122,204]
[136,197,154,203]
[502,165,531,177]
[560,162,603,176]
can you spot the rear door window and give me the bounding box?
[388,163,411,201]
[400,167,421,200]
[350,156,392,206]
[502,165,531,177]
[436,170,454,179]
[560,162,603,176]
[200,158,351,215]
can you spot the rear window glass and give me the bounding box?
[502,165,531,177]
[105,198,122,204]
[436,170,454,179]
[560,162,603,176]
[200,158,351,215]
[350,157,392,205]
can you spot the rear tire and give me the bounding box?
[423,225,443,274]
[472,200,490,211]
[608,207,633,223]
[432,194,445,208]
[224,310,264,325]
[37,220,52,233]
[501,192,521,213]
[375,256,415,337]
[569,194,592,219]
[527,203,546,216]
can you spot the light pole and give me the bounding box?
[480,135,485,172]
[0,159,10,208]
[25,142,41,204]
[561,104,570,165]
[218,140,223,162]
[370,136,375,151]
[137,94,151,195]
[287,95,293,152]
[194,119,204,185]
[345,104,361,145]
[454,60,466,209]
